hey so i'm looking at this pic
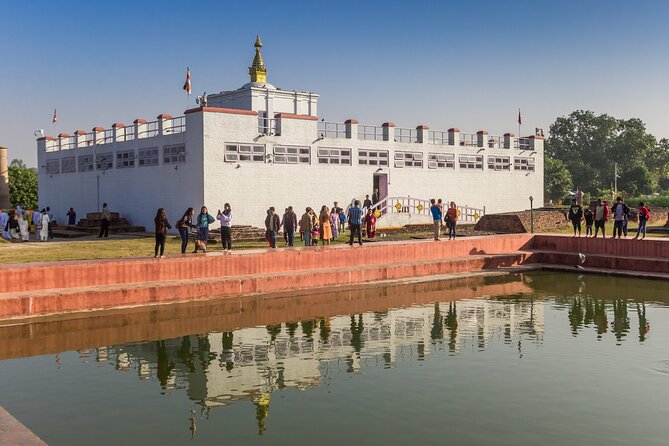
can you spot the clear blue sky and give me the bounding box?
[2,0,668,166]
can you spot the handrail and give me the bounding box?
[364,196,485,223]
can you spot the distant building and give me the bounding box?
[37,37,544,229]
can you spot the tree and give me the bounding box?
[544,156,573,202]
[545,110,657,195]
[8,160,38,209]
[618,163,653,196]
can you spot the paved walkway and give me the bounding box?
[0,406,47,445]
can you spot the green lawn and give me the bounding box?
[0,231,426,265]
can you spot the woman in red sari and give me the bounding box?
[364,209,377,239]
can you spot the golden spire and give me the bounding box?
[249,35,267,83]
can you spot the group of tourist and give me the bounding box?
[153,197,381,257]
[0,206,57,242]
[567,197,650,239]
[430,199,460,241]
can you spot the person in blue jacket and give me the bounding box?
[430,199,443,241]
[194,206,215,253]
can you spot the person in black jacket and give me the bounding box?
[568,199,583,237]
[611,197,630,239]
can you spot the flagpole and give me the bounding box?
[518,108,521,139]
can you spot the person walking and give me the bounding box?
[364,208,377,239]
[282,206,298,247]
[66,208,77,225]
[363,194,372,212]
[584,207,594,237]
[46,207,55,239]
[330,208,340,240]
[32,209,41,241]
[319,206,333,245]
[154,208,171,258]
[300,208,313,247]
[611,197,630,239]
[18,214,29,241]
[265,207,280,249]
[39,209,50,242]
[430,199,442,241]
[98,203,110,238]
[176,207,195,254]
[347,200,363,246]
[446,202,459,240]
[372,188,380,208]
[568,199,583,237]
[217,203,233,251]
[194,206,215,253]
[634,202,651,240]
[593,199,609,238]
[0,210,9,241]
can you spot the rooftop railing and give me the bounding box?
[317,121,346,139]
[394,127,418,143]
[515,137,531,150]
[428,130,449,145]
[42,115,186,151]
[358,125,384,141]
[459,132,478,147]
[486,135,504,149]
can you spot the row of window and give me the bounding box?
[45,145,185,174]
[223,143,535,172]
[44,143,535,174]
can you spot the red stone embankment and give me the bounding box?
[1,233,668,322]
[0,235,533,320]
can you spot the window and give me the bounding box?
[487,156,511,171]
[78,155,94,172]
[514,157,536,172]
[96,152,113,170]
[117,150,136,169]
[274,146,310,164]
[394,151,423,168]
[61,157,76,173]
[459,155,483,170]
[358,150,389,166]
[428,153,455,169]
[46,159,60,175]
[138,147,159,167]
[163,145,185,164]
[225,143,265,162]
[317,148,351,165]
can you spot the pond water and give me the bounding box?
[1,271,669,445]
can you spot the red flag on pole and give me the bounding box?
[182,67,191,95]
[517,109,522,126]
[52,109,57,124]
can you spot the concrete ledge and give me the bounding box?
[0,406,47,446]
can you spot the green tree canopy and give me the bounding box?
[545,110,658,196]
[8,160,38,209]
[544,156,573,202]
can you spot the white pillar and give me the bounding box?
[75,130,89,148]
[157,114,172,135]
[503,132,514,149]
[447,128,460,146]
[416,125,429,144]
[134,119,147,139]
[476,130,488,148]
[382,122,395,142]
[112,123,126,142]
[345,119,358,139]
[92,127,105,145]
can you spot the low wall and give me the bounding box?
[475,209,570,233]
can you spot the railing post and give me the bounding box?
[476,130,488,148]
[58,133,70,151]
[447,128,460,146]
[345,119,358,139]
[92,127,105,145]
[503,132,514,150]
[134,119,147,139]
[382,122,395,142]
[157,114,172,135]
[112,123,125,142]
[75,130,89,148]
[416,125,429,144]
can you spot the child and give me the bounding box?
[338,210,347,234]
[634,202,650,240]
[583,207,594,237]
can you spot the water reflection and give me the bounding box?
[3,271,668,438]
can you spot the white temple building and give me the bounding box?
[37,36,544,229]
